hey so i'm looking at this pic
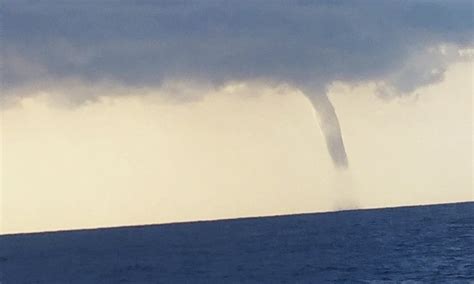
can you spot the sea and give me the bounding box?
[1,202,473,283]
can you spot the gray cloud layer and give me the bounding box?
[3,0,473,94]
[2,1,472,168]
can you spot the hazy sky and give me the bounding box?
[1,1,473,234]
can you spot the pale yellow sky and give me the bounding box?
[0,62,472,234]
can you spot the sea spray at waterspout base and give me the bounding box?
[330,170,359,211]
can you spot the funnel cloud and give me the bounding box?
[307,93,349,169]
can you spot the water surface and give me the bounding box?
[1,202,473,283]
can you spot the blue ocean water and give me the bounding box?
[1,202,473,283]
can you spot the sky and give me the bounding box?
[1,1,473,234]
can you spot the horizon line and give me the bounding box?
[1,200,472,237]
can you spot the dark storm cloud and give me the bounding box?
[2,0,473,94]
[2,0,472,168]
